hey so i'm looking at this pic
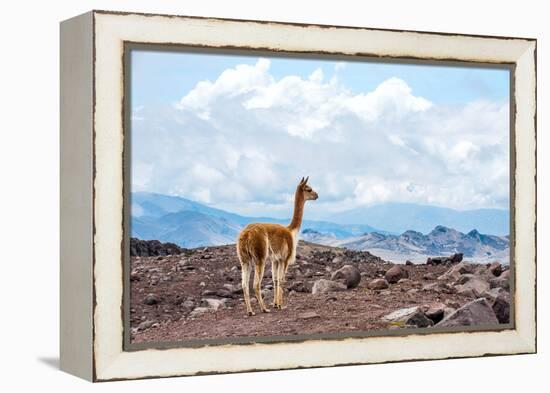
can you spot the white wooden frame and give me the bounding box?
[60,10,537,382]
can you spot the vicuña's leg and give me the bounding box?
[241,262,254,316]
[253,259,270,313]
[272,261,279,308]
[276,261,286,309]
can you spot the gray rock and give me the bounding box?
[189,307,212,318]
[422,282,455,294]
[382,306,433,328]
[332,256,344,265]
[367,278,390,290]
[455,274,475,285]
[298,311,321,320]
[455,277,490,297]
[201,298,227,311]
[482,287,509,302]
[492,292,511,323]
[143,293,160,305]
[455,287,476,298]
[181,300,195,310]
[223,283,242,294]
[385,265,408,284]
[436,298,499,327]
[489,276,510,291]
[421,302,447,324]
[137,320,156,331]
[288,280,309,293]
[311,279,347,294]
[215,289,233,298]
[438,262,474,281]
[331,265,361,288]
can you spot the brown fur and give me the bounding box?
[236,177,318,315]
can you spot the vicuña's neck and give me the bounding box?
[288,189,305,232]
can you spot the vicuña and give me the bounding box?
[237,177,318,316]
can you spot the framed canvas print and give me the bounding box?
[60,10,537,382]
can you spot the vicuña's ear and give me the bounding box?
[299,177,305,185]
[304,176,309,184]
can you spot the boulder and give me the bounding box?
[427,253,463,265]
[436,298,499,327]
[423,272,438,280]
[421,302,447,324]
[385,265,408,284]
[482,287,509,302]
[455,277,490,297]
[367,278,390,290]
[311,279,347,294]
[130,237,184,257]
[450,253,464,263]
[181,300,195,311]
[331,265,361,288]
[455,287,476,298]
[489,276,510,291]
[489,262,503,277]
[438,262,474,281]
[422,282,455,294]
[492,292,511,323]
[382,306,433,328]
[405,260,414,266]
[454,274,475,285]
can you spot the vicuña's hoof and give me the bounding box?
[262,308,271,313]
[247,311,255,316]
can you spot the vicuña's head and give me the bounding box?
[297,176,318,201]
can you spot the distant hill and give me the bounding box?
[131,192,384,248]
[325,202,509,236]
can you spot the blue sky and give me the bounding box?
[130,49,510,218]
[131,50,509,108]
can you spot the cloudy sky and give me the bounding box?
[130,50,510,219]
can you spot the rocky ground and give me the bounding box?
[129,238,511,345]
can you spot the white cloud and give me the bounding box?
[132,58,509,218]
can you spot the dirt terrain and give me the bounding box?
[129,239,510,345]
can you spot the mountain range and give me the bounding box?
[131,192,383,248]
[131,192,509,263]
[301,226,509,263]
[324,202,509,236]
